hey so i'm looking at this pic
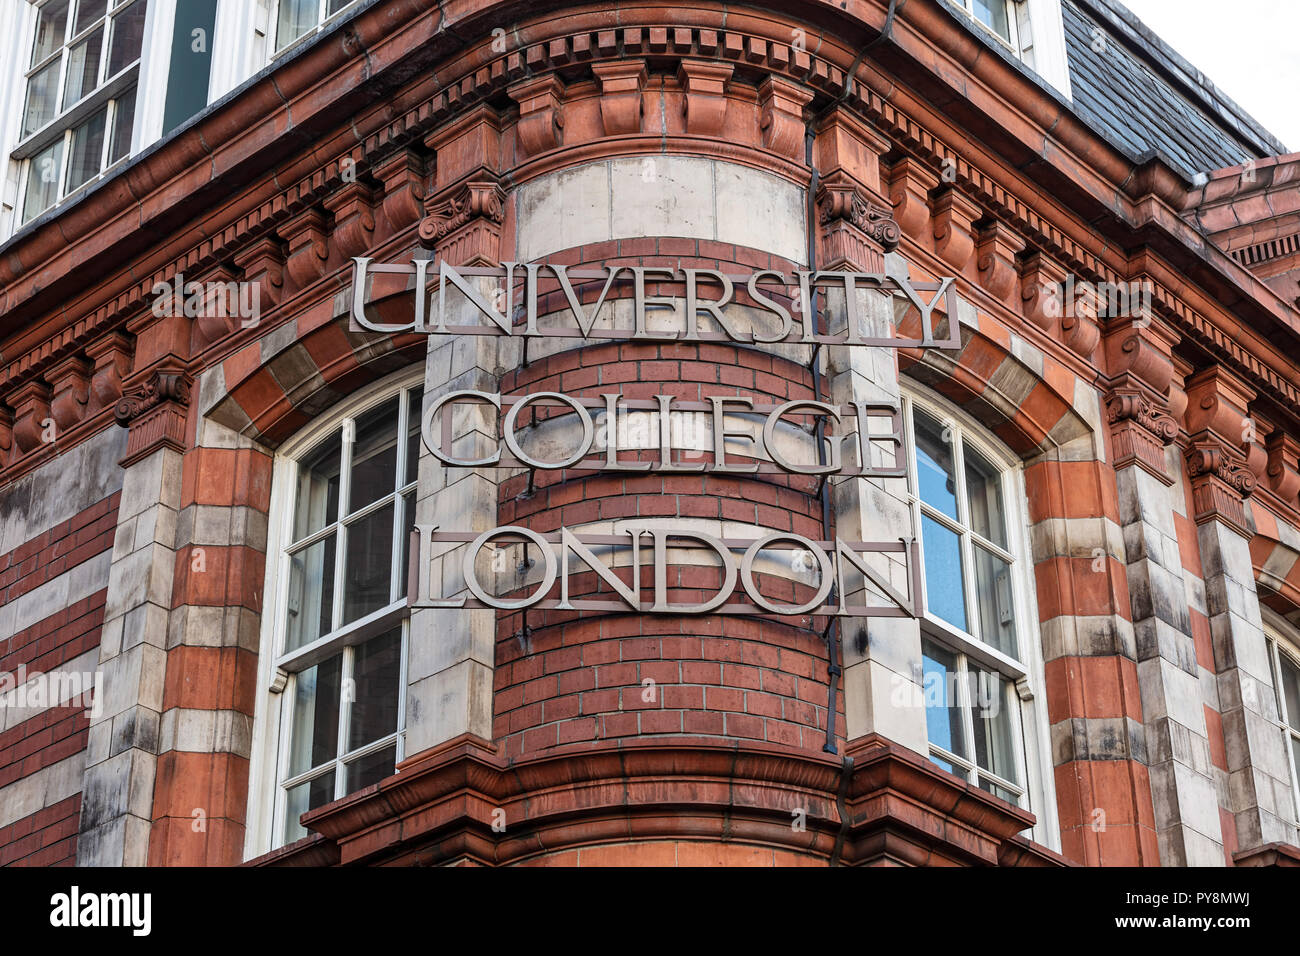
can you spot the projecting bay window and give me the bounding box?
[902,389,1046,818]
[1265,624,1300,822]
[261,373,423,847]
[16,0,145,223]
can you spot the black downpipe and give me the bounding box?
[806,125,842,756]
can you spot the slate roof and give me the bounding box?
[1062,0,1287,176]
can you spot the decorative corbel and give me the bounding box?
[591,61,648,136]
[9,381,53,454]
[84,333,133,415]
[1265,431,1300,505]
[372,148,429,238]
[1018,252,1068,334]
[0,406,11,470]
[976,221,1024,304]
[758,76,813,160]
[509,75,565,156]
[930,187,981,275]
[678,60,734,137]
[887,158,939,244]
[323,182,376,261]
[281,208,330,292]
[233,238,286,310]
[189,264,244,346]
[1102,316,1182,483]
[46,355,91,434]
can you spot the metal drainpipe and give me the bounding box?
[805,123,842,757]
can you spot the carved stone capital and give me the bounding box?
[114,366,193,466]
[1105,387,1179,483]
[1185,440,1257,535]
[419,179,507,264]
[817,183,901,250]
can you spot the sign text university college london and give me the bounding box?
[350,256,964,621]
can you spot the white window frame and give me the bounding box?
[268,0,356,60]
[901,383,1058,850]
[949,0,1023,53]
[1263,613,1300,822]
[245,365,423,857]
[11,0,149,225]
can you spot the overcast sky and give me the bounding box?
[1118,0,1300,153]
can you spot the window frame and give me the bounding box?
[1263,614,1300,822]
[268,0,356,60]
[247,366,424,855]
[12,0,144,224]
[948,0,1023,53]
[900,384,1057,847]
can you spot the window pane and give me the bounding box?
[1281,653,1300,732]
[109,85,135,162]
[294,430,342,541]
[348,628,401,751]
[289,654,342,777]
[922,639,966,760]
[327,0,353,15]
[973,0,1011,42]
[921,513,967,631]
[74,0,109,34]
[973,544,1018,658]
[31,0,69,66]
[286,534,336,650]
[23,141,64,221]
[283,770,334,843]
[66,107,107,192]
[349,398,399,514]
[342,502,394,623]
[971,666,1019,785]
[23,61,60,136]
[964,444,1006,548]
[107,0,145,76]
[913,407,957,520]
[276,0,318,50]
[345,743,396,793]
[405,387,423,486]
[63,26,105,109]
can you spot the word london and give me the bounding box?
[351,257,961,348]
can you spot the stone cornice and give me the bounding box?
[252,733,1053,867]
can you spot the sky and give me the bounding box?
[1118,0,1300,152]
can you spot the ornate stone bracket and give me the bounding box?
[976,221,1024,304]
[323,181,376,260]
[1265,432,1300,505]
[678,60,734,136]
[233,238,286,311]
[372,148,428,238]
[9,381,52,455]
[47,355,90,434]
[0,407,11,470]
[282,209,330,293]
[887,158,939,252]
[931,187,981,274]
[509,75,565,156]
[1183,366,1262,534]
[592,61,647,136]
[419,179,507,265]
[758,75,813,160]
[114,367,193,467]
[1019,252,1068,334]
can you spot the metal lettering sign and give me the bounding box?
[351,258,961,349]
[410,526,921,619]
[422,390,907,478]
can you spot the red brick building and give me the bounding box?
[0,0,1298,868]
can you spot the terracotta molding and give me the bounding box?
[1265,432,1300,505]
[322,181,377,261]
[232,238,286,311]
[1018,252,1068,335]
[7,380,51,455]
[46,355,91,434]
[931,187,981,275]
[887,158,939,246]
[976,221,1024,305]
[281,209,331,293]
[83,332,133,417]
[254,734,1052,867]
[372,148,429,239]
